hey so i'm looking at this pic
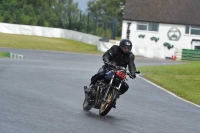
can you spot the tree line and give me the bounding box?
[0,0,125,39]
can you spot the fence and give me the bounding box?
[0,4,122,40]
[174,48,200,61]
[182,49,200,61]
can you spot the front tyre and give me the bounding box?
[83,98,93,111]
[99,89,119,116]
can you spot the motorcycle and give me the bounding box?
[83,62,140,116]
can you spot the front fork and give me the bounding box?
[103,75,122,102]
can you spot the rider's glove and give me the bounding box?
[130,73,136,79]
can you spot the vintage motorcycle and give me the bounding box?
[83,62,140,116]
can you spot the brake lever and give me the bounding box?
[127,72,136,80]
[126,72,132,79]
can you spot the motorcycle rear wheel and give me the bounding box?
[83,98,93,111]
[99,89,119,116]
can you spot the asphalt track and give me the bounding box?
[0,48,200,133]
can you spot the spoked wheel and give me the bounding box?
[83,98,93,111]
[99,89,119,116]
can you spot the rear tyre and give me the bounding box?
[99,89,119,116]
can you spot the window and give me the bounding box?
[185,26,200,35]
[185,26,190,34]
[137,22,159,32]
[137,22,147,30]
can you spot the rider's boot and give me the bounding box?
[112,93,121,109]
[112,101,116,109]
[84,85,95,105]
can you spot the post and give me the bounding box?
[104,15,107,38]
[68,10,72,30]
[87,12,90,33]
[40,6,43,26]
[112,17,117,39]
[60,15,66,29]
[78,10,82,31]
[94,13,97,35]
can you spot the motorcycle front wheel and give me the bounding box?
[99,89,119,116]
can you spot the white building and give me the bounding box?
[122,0,200,59]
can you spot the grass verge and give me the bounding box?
[0,33,103,54]
[139,61,200,106]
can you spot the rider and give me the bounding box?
[85,39,137,107]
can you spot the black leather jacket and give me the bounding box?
[102,45,136,74]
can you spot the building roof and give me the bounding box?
[123,0,200,26]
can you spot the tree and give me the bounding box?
[87,0,125,17]
[87,0,125,38]
[55,0,79,29]
[0,0,119,39]
[0,0,79,28]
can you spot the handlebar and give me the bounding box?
[104,62,140,78]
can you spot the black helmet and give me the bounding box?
[119,39,132,54]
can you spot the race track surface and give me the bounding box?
[0,48,199,133]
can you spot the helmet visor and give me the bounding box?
[122,46,131,53]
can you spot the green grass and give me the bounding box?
[139,61,200,106]
[0,52,9,58]
[0,33,103,54]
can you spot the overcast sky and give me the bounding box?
[74,0,89,11]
